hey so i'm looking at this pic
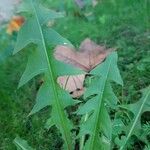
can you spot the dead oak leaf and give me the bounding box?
[55,38,114,98]
[57,74,85,98]
[55,38,113,72]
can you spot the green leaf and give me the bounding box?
[78,52,122,150]
[17,0,64,21]
[13,0,84,149]
[45,118,55,130]
[13,137,35,150]
[112,119,124,136]
[44,28,73,47]
[84,78,118,108]
[17,0,33,13]
[18,47,47,88]
[119,86,150,150]
[144,144,150,150]
[77,97,97,115]
[14,17,42,54]
[91,52,123,86]
[34,3,64,25]
[29,81,52,115]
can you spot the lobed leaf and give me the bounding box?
[14,0,84,149]
[29,81,52,115]
[78,52,123,150]
[119,86,150,150]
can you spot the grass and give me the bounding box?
[0,0,150,149]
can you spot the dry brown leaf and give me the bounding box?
[7,16,24,34]
[55,38,113,72]
[57,75,85,98]
[55,38,114,98]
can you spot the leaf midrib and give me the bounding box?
[31,1,72,149]
[89,58,112,150]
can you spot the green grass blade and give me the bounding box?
[13,137,35,150]
[120,86,150,150]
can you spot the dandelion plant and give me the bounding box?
[12,0,150,150]
[13,0,84,149]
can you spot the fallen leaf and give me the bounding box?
[55,38,113,72]
[55,38,114,98]
[7,16,24,34]
[57,74,85,98]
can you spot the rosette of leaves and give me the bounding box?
[77,52,123,150]
[13,0,84,149]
